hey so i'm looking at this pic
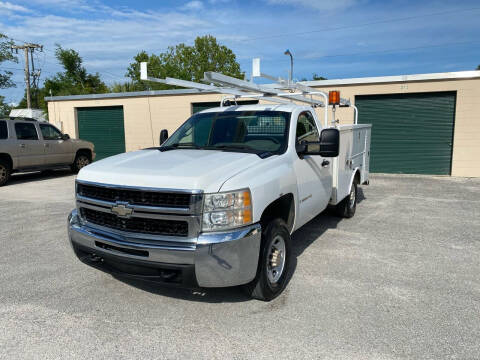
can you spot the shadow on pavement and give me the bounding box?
[115,208,346,303]
[7,169,74,186]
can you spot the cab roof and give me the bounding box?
[197,103,313,114]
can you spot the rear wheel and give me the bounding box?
[0,159,11,187]
[71,152,91,173]
[244,218,292,301]
[335,181,357,218]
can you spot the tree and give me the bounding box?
[312,73,327,80]
[0,33,18,89]
[300,74,328,81]
[477,65,480,70]
[0,96,12,117]
[126,35,243,91]
[44,45,108,96]
[17,46,108,111]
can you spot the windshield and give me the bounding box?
[162,111,291,156]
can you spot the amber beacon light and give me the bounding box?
[328,90,340,105]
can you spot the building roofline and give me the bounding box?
[44,88,214,102]
[302,70,480,87]
[44,70,480,102]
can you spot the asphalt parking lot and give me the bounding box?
[1,171,479,359]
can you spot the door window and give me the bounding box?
[296,112,319,142]
[0,121,7,139]
[15,123,38,140]
[40,124,63,140]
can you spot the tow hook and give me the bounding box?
[90,254,103,263]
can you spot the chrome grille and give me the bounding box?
[77,183,192,208]
[80,208,189,237]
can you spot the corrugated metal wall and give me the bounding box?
[356,92,456,175]
[77,106,126,161]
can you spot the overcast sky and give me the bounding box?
[1,0,479,104]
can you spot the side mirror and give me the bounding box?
[296,128,340,158]
[159,129,169,145]
[318,128,339,157]
[62,134,70,140]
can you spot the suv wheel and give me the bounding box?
[0,159,11,187]
[244,218,292,301]
[71,153,91,173]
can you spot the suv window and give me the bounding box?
[40,124,63,140]
[15,122,39,140]
[0,121,7,139]
[296,112,319,142]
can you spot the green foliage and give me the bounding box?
[126,35,243,90]
[0,34,18,89]
[17,87,48,111]
[17,45,108,112]
[300,74,328,81]
[312,73,327,80]
[109,81,143,93]
[44,45,108,96]
[0,95,12,117]
[477,65,480,70]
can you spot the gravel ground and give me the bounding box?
[0,171,479,360]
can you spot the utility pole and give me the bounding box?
[11,43,43,109]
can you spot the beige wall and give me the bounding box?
[47,77,480,177]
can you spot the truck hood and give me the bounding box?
[77,149,263,193]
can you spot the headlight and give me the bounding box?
[202,189,252,232]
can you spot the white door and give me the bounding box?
[39,123,73,165]
[293,111,333,227]
[14,122,45,168]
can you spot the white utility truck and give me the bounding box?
[68,62,371,301]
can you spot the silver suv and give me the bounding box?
[0,118,95,186]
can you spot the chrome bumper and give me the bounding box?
[68,209,261,287]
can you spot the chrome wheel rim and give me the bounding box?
[0,165,6,182]
[266,235,286,284]
[77,156,90,169]
[349,185,356,208]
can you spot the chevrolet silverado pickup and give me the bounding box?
[68,103,371,301]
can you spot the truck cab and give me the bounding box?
[68,103,370,301]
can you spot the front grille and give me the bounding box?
[77,183,192,208]
[81,208,189,237]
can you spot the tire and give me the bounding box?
[335,181,357,218]
[0,159,11,187]
[244,218,292,301]
[71,152,91,173]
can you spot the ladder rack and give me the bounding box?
[140,60,353,127]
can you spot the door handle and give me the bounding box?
[321,160,330,167]
[20,144,26,148]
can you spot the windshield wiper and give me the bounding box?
[159,143,201,152]
[206,144,257,152]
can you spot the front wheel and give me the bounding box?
[244,218,292,301]
[71,153,91,173]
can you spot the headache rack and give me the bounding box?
[140,58,357,127]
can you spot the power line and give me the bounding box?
[10,42,43,108]
[291,40,480,61]
[238,6,480,42]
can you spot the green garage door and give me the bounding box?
[77,106,126,161]
[356,92,456,175]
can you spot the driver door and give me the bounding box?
[293,111,333,227]
[39,124,73,165]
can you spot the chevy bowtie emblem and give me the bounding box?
[111,203,133,218]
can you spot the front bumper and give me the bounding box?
[68,209,261,288]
